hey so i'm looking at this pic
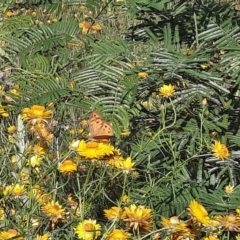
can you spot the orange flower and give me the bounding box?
[214,214,240,231]
[79,21,92,34]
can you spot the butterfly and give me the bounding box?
[88,111,114,143]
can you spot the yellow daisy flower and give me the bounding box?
[58,159,77,174]
[0,105,9,117]
[77,140,114,159]
[116,157,135,174]
[75,219,101,240]
[106,229,132,240]
[7,125,17,133]
[92,23,102,31]
[3,184,25,198]
[34,232,51,240]
[225,184,234,194]
[187,200,209,224]
[21,105,52,124]
[0,229,23,240]
[121,195,130,203]
[27,142,48,156]
[138,71,148,79]
[104,206,126,221]
[123,204,153,233]
[211,140,229,160]
[159,84,175,98]
[203,236,220,240]
[27,155,42,167]
[41,200,66,222]
[0,207,5,220]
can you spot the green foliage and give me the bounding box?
[1,0,240,239]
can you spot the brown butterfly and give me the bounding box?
[88,111,114,143]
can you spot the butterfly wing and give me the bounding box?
[88,111,114,141]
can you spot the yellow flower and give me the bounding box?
[3,184,25,198]
[75,219,101,240]
[69,129,76,135]
[29,186,51,205]
[114,157,135,174]
[203,236,219,240]
[121,130,131,137]
[200,63,208,69]
[36,126,54,142]
[79,21,92,34]
[10,88,20,96]
[159,84,175,98]
[211,141,229,160]
[41,200,66,222]
[34,232,51,240]
[28,142,48,156]
[104,206,126,221]
[58,159,77,174]
[138,72,148,79]
[187,200,209,224]
[225,184,234,194]
[21,105,52,124]
[92,23,102,31]
[0,207,5,220]
[0,229,23,240]
[214,214,240,231]
[27,155,42,167]
[36,193,52,204]
[121,195,130,203]
[5,10,14,17]
[106,229,132,240]
[123,204,153,233]
[161,216,199,238]
[0,105,9,117]
[7,125,16,133]
[77,140,114,159]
